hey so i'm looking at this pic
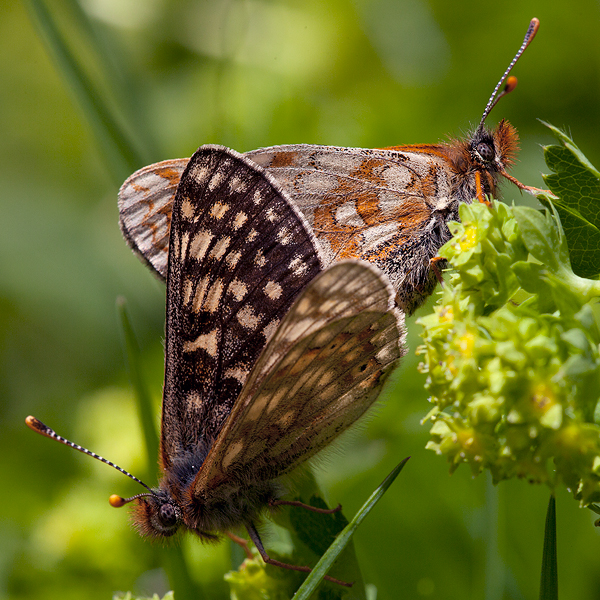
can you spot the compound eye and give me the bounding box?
[477,142,495,162]
[159,503,178,527]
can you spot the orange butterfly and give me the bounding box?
[119,18,545,315]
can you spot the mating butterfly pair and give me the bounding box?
[27,17,545,587]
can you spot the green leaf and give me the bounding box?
[512,204,600,308]
[268,470,366,597]
[540,122,600,279]
[512,206,565,272]
[538,495,558,600]
[291,458,409,600]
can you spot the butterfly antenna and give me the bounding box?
[25,415,156,507]
[478,17,540,130]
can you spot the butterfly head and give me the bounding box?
[111,485,221,541]
[124,488,183,538]
[471,119,519,173]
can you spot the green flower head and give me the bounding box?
[418,198,600,507]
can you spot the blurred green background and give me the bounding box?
[3,0,600,599]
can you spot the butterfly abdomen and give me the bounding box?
[184,476,278,534]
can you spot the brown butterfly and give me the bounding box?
[118,18,546,316]
[27,146,406,585]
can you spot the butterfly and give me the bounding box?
[118,18,546,316]
[27,145,406,585]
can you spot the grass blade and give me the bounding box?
[538,494,558,600]
[292,457,410,600]
[116,297,159,472]
[24,0,145,184]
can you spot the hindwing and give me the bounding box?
[190,261,406,497]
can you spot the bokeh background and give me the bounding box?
[3,0,600,599]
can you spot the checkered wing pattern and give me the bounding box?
[192,260,405,494]
[161,145,322,470]
[247,144,455,314]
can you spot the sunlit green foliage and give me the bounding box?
[4,1,600,599]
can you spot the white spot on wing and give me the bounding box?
[335,202,365,227]
[226,250,242,269]
[171,233,180,260]
[296,171,340,193]
[245,392,270,422]
[204,279,224,313]
[210,201,229,219]
[237,305,261,330]
[221,440,244,469]
[209,236,231,260]
[228,175,248,193]
[229,279,248,301]
[380,163,412,189]
[183,277,194,305]
[192,276,210,313]
[180,197,195,220]
[254,249,267,268]
[187,390,203,409]
[179,231,190,260]
[253,188,264,205]
[289,256,308,277]
[189,229,213,262]
[233,211,248,229]
[262,318,280,342]
[263,280,282,300]
[276,227,292,245]
[224,364,251,384]
[183,328,218,357]
[189,163,210,184]
[208,170,225,191]
[360,222,399,252]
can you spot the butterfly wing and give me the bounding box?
[247,144,457,313]
[161,145,323,470]
[119,158,187,280]
[192,260,406,495]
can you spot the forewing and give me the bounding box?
[247,145,457,313]
[119,158,187,280]
[193,261,406,493]
[247,144,445,247]
[117,145,445,279]
[161,145,322,469]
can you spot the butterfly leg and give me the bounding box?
[475,171,491,205]
[245,522,352,587]
[499,168,554,198]
[226,531,253,559]
[269,498,342,514]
